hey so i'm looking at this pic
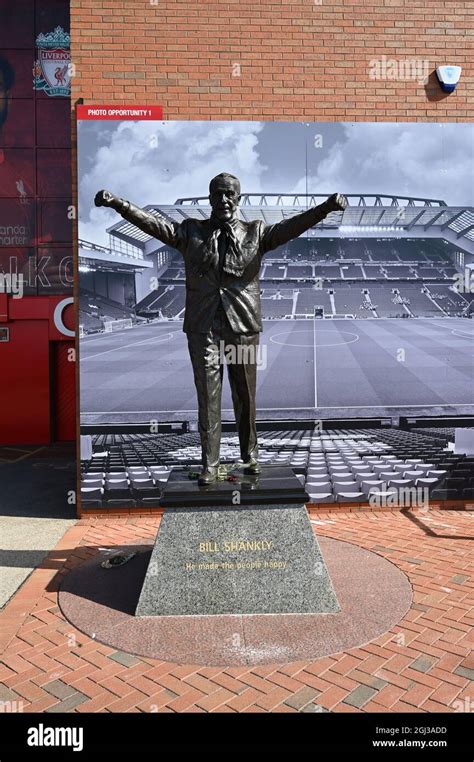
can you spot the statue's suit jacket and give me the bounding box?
[117,200,334,334]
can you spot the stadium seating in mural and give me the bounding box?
[80,426,474,510]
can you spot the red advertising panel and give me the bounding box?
[0,0,74,445]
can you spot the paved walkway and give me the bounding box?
[0,509,472,713]
[0,444,76,608]
[0,516,76,608]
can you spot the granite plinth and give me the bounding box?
[135,502,339,617]
[160,465,308,507]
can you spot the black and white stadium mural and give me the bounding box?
[77,118,473,508]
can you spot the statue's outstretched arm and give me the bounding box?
[260,193,347,255]
[94,190,185,251]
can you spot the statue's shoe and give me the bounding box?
[198,467,219,485]
[242,459,261,475]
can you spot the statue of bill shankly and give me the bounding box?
[95,174,347,484]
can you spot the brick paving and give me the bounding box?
[0,509,472,713]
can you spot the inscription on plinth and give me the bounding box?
[135,504,340,616]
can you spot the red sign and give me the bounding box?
[77,105,163,120]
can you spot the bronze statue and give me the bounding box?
[95,174,347,484]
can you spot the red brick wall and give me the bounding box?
[70,0,472,121]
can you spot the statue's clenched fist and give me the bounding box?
[94,189,117,208]
[326,193,348,212]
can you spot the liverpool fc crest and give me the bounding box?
[33,26,71,97]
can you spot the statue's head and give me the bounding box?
[209,173,241,222]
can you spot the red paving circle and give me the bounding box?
[1,510,472,714]
[58,536,412,667]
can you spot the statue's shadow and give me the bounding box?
[58,545,153,616]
